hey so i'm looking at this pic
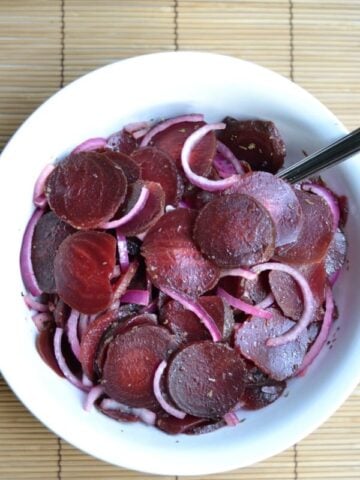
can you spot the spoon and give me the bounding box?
[277,127,360,183]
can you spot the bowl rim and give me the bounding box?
[1,51,359,476]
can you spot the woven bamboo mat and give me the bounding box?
[0,1,359,478]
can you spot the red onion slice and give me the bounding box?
[33,164,55,208]
[153,361,186,419]
[252,262,315,346]
[160,287,222,342]
[133,127,151,139]
[112,261,139,302]
[124,121,152,134]
[181,123,242,191]
[66,309,81,361]
[329,269,341,286]
[84,385,104,412]
[100,399,156,425]
[302,183,340,231]
[32,312,52,331]
[220,268,257,281]
[53,328,88,391]
[24,294,49,312]
[120,289,150,306]
[72,137,107,154]
[78,313,90,340]
[297,287,334,376]
[111,265,121,279]
[140,114,204,147]
[20,208,43,297]
[99,186,149,229]
[115,231,129,272]
[215,141,244,176]
[223,411,239,426]
[217,287,273,320]
[82,373,93,388]
[255,293,275,310]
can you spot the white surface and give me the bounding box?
[0,52,359,476]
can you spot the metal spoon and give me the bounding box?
[277,127,360,183]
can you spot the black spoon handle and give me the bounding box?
[277,127,360,184]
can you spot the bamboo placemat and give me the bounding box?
[0,1,359,478]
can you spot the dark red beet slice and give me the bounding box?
[151,121,216,176]
[242,363,286,410]
[156,414,209,435]
[275,190,333,264]
[80,310,118,380]
[103,150,140,183]
[218,118,286,173]
[226,171,302,247]
[98,404,138,423]
[188,419,227,435]
[142,209,220,297]
[102,325,176,409]
[167,341,246,419]
[269,262,326,321]
[183,185,218,210]
[54,231,116,314]
[94,313,158,378]
[45,151,127,229]
[325,229,347,279]
[160,297,233,344]
[235,308,309,381]
[53,298,70,328]
[131,147,183,206]
[36,326,63,377]
[116,181,165,236]
[193,193,275,268]
[31,212,76,293]
[107,129,138,155]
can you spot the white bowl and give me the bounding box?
[0,52,359,476]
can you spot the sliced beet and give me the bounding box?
[242,363,286,410]
[188,419,227,435]
[235,308,309,381]
[107,128,138,155]
[36,326,63,377]
[102,325,176,409]
[218,118,286,173]
[45,151,127,229]
[103,150,140,183]
[31,212,76,293]
[183,185,218,210]
[193,193,275,268]
[160,296,233,344]
[325,229,347,279]
[116,180,165,236]
[94,313,158,378]
[131,147,183,206]
[54,231,116,314]
[142,209,220,297]
[275,190,333,264]
[226,171,303,247]
[80,310,118,380]
[156,414,209,435]
[98,405,138,423]
[167,341,246,419]
[269,262,326,321]
[151,121,216,176]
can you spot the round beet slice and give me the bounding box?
[193,193,275,268]
[226,171,303,247]
[54,231,116,314]
[102,325,176,409]
[235,308,310,381]
[45,151,127,229]
[275,190,333,264]
[142,209,220,297]
[31,211,76,293]
[218,118,286,173]
[151,121,216,176]
[167,341,246,419]
[116,180,165,236]
[132,147,183,205]
[103,150,140,183]
[80,310,118,379]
